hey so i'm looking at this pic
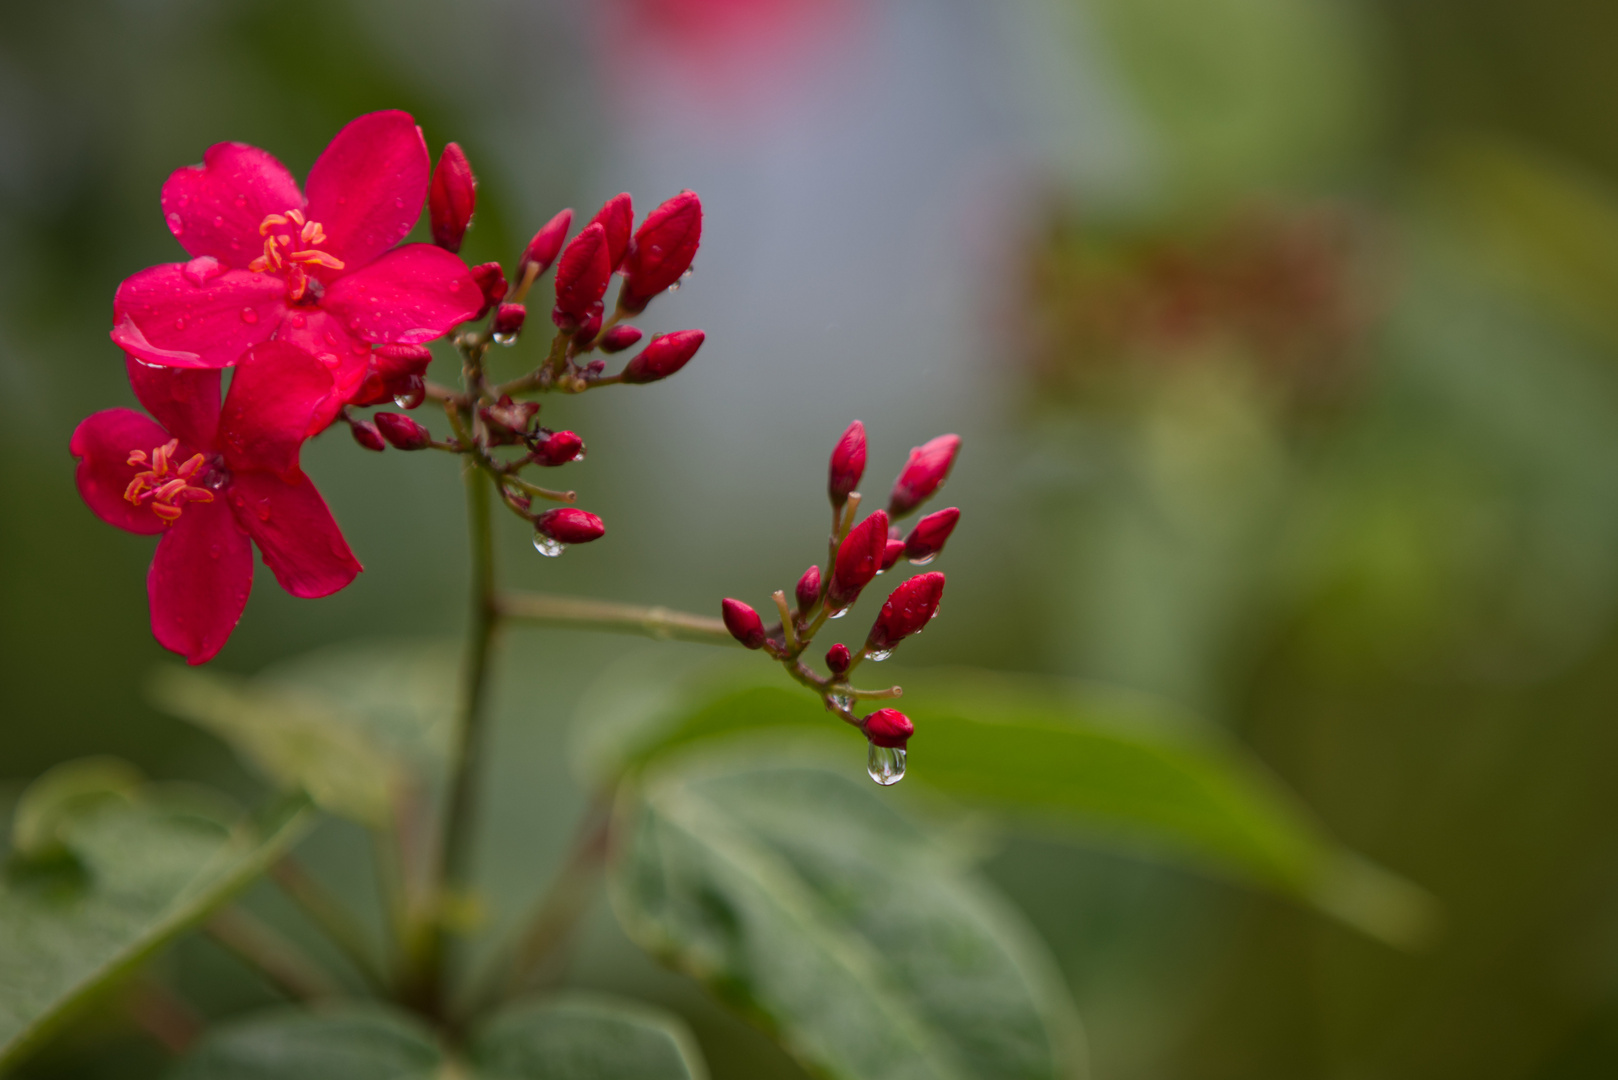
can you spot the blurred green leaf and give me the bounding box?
[580,660,1435,947]
[149,641,458,826]
[165,1005,442,1080]
[473,993,708,1079]
[610,750,1086,1080]
[0,763,312,1068]
[10,757,143,859]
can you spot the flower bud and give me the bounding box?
[861,707,914,748]
[535,507,605,545]
[827,510,889,609]
[349,417,386,451]
[825,642,851,675]
[903,507,959,564]
[375,343,434,380]
[620,190,702,314]
[493,302,527,341]
[553,222,611,329]
[721,598,767,650]
[587,192,634,271]
[470,262,508,319]
[575,308,602,347]
[622,330,704,384]
[374,411,431,450]
[828,420,866,507]
[429,142,476,253]
[599,325,643,354]
[865,571,944,655]
[880,538,904,572]
[795,565,821,612]
[529,430,584,466]
[889,434,961,519]
[481,395,540,445]
[521,209,573,281]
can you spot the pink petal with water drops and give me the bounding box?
[273,308,375,431]
[217,342,333,477]
[112,264,286,369]
[229,469,362,599]
[148,497,254,665]
[69,408,175,536]
[124,357,221,450]
[160,142,305,269]
[303,110,430,271]
[320,243,480,345]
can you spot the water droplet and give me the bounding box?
[166,212,184,234]
[233,195,247,209]
[208,544,221,560]
[288,312,306,328]
[393,390,424,409]
[182,256,223,285]
[173,317,186,330]
[828,693,852,711]
[448,279,461,292]
[908,553,937,566]
[492,331,518,346]
[213,215,224,227]
[255,502,271,521]
[867,743,906,786]
[533,532,565,557]
[240,307,258,324]
[827,605,850,619]
[867,649,893,662]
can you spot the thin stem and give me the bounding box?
[498,591,737,645]
[270,859,388,991]
[206,907,342,1001]
[125,978,202,1055]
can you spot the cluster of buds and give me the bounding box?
[721,422,961,785]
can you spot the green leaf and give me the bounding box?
[609,750,1086,1080]
[0,762,313,1068]
[149,640,458,826]
[579,659,1436,948]
[166,1005,443,1080]
[473,993,707,1079]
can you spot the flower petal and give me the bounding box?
[229,470,362,598]
[112,264,287,369]
[69,408,174,535]
[160,142,305,269]
[320,243,480,345]
[148,498,254,665]
[124,357,220,450]
[272,309,374,432]
[303,110,430,270]
[217,341,333,475]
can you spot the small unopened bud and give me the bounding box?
[481,395,540,445]
[535,507,605,544]
[584,360,606,376]
[521,209,573,282]
[587,192,634,270]
[553,222,611,328]
[622,330,704,384]
[904,507,959,563]
[493,302,527,340]
[795,565,822,612]
[866,571,944,655]
[375,343,434,380]
[721,598,767,649]
[861,707,914,748]
[827,510,889,609]
[470,262,508,319]
[828,420,866,508]
[429,142,476,253]
[880,538,904,572]
[620,190,702,313]
[374,411,431,450]
[826,642,851,675]
[349,417,385,452]
[575,308,602,348]
[530,430,584,466]
[889,434,961,519]
[599,325,643,354]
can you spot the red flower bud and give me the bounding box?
[865,571,944,655]
[721,598,767,650]
[553,222,611,328]
[861,707,914,748]
[889,434,961,519]
[429,142,476,253]
[587,192,634,271]
[493,302,527,341]
[620,190,702,314]
[374,411,431,451]
[481,395,540,445]
[622,330,704,384]
[535,507,605,545]
[521,209,573,280]
[375,343,434,381]
[825,642,851,675]
[349,417,385,452]
[470,262,508,319]
[828,420,866,507]
[599,325,643,354]
[827,510,889,609]
[575,307,603,347]
[904,507,959,564]
[880,538,904,572]
[795,565,821,612]
[530,430,585,466]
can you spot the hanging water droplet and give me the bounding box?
[533,532,565,557]
[827,605,850,619]
[908,552,936,566]
[828,692,853,711]
[492,331,518,345]
[867,743,906,786]
[867,649,893,662]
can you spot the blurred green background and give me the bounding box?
[7,0,1618,1076]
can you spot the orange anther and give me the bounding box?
[286,208,306,226]
[258,213,289,236]
[291,249,345,271]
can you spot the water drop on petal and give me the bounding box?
[166,212,184,234]
[240,307,258,324]
[867,743,906,786]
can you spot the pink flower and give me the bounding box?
[111,111,481,430]
[70,343,362,664]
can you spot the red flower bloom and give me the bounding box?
[111,111,481,430]
[70,344,362,664]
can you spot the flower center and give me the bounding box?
[123,439,220,524]
[248,208,345,302]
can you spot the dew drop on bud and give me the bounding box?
[867,743,906,786]
[493,331,518,346]
[867,649,893,662]
[827,605,850,620]
[532,532,566,557]
[908,553,937,566]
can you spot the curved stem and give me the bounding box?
[498,591,736,645]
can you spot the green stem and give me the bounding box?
[270,859,389,991]
[498,591,737,645]
[206,907,342,1001]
